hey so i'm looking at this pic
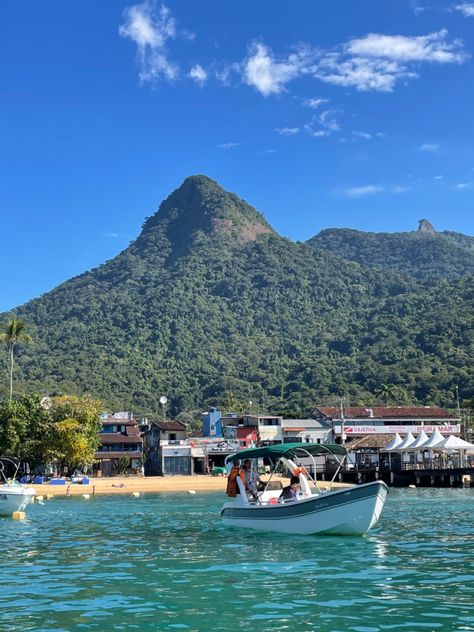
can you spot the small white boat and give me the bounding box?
[0,458,36,517]
[221,443,388,536]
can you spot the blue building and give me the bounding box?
[201,407,222,437]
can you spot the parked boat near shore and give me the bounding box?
[221,443,388,535]
[0,458,35,517]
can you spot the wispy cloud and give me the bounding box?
[119,2,179,82]
[104,232,120,238]
[418,143,441,152]
[275,127,299,136]
[454,182,473,189]
[304,109,340,138]
[352,130,372,140]
[454,3,474,16]
[339,184,411,197]
[243,42,306,96]
[255,148,278,155]
[218,142,241,149]
[346,30,464,63]
[342,185,384,198]
[391,185,411,194]
[188,64,207,85]
[303,98,329,109]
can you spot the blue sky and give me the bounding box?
[1,0,473,312]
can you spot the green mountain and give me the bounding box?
[308,228,474,282]
[1,176,473,415]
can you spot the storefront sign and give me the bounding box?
[334,424,460,436]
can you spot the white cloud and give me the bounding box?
[275,127,299,136]
[255,148,278,155]
[313,30,466,92]
[189,64,207,85]
[353,131,372,140]
[119,2,179,82]
[454,182,473,189]
[391,185,411,194]
[343,185,384,198]
[455,3,474,16]
[347,30,465,63]
[304,109,340,138]
[303,98,329,109]
[243,42,304,96]
[434,175,444,180]
[418,143,440,152]
[104,232,120,238]
[218,142,241,149]
[314,54,414,92]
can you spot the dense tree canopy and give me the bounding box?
[0,176,472,417]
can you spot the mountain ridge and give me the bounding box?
[1,176,472,415]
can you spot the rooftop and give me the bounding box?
[315,406,456,421]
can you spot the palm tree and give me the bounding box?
[0,318,33,400]
[375,383,409,405]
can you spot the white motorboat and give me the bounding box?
[221,443,388,536]
[0,458,36,517]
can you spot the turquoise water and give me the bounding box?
[1,489,473,632]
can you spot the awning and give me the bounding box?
[225,442,346,464]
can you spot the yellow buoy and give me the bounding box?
[12,511,26,520]
[131,492,140,498]
[82,493,90,499]
[46,494,54,500]
[35,495,44,502]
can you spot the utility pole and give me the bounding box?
[340,399,345,446]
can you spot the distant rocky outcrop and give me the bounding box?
[418,219,436,235]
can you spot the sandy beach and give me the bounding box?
[28,475,348,497]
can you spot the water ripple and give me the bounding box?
[0,488,473,631]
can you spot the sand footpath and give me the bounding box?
[28,475,348,496]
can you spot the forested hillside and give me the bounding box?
[1,176,472,415]
[308,228,474,282]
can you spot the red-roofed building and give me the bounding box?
[313,405,460,443]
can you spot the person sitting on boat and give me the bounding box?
[226,461,245,497]
[279,476,301,502]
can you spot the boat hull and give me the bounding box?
[0,486,35,516]
[221,481,388,535]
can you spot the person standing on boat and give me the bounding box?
[243,459,262,497]
[279,476,301,502]
[226,461,245,497]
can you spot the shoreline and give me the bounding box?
[27,475,349,496]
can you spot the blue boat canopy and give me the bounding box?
[225,442,346,464]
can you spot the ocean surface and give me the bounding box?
[0,488,473,632]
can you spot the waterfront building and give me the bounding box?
[201,407,223,437]
[94,412,144,476]
[282,419,333,444]
[143,420,190,476]
[313,406,460,445]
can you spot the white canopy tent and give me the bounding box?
[383,433,403,452]
[437,435,474,452]
[397,431,416,451]
[408,430,429,450]
[423,427,445,449]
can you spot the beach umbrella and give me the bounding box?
[383,433,403,451]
